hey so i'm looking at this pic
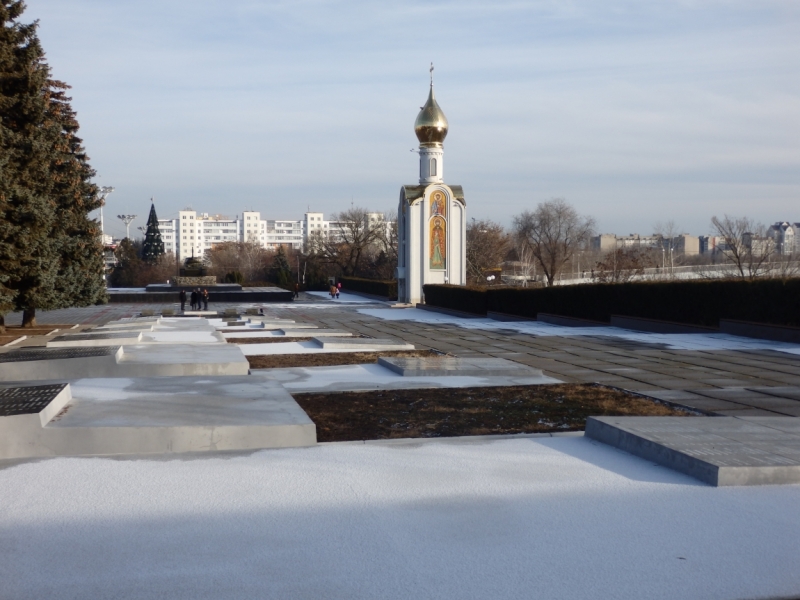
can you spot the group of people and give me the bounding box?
[329,281,341,299]
[179,288,209,312]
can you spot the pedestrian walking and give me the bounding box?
[202,289,209,311]
[179,289,187,312]
[293,282,300,299]
[336,281,341,299]
[190,289,198,310]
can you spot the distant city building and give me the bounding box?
[156,208,389,260]
[591,233,699,255]
[743,231,775,256]
[767,222,799,255]
[672,234,700,255]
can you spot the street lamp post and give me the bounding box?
[117,214,137,240]
[97,186,114,240]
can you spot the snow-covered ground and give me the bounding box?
[1,436,798,600]
[359,308,800,355]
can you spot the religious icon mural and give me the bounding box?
[430,215,446,270]
[430,190,447,219]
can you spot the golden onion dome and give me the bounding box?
[414,84,448,145]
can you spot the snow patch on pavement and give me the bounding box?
[359,308,800,355]
[1,437,798,599]
[253,363,561,391]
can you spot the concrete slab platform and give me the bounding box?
[281,329,352,337]
[253,363,561,393]
[0,377,316,459]
[139,331,226,344]
[315,338,414,351]
[48,331,142,347]
[378,356,542,377]
[0,344,250,381]
[586,416,800,486]
[94,323,155,332]
[234,321,315,331]
[238,340,418,356]
[246,316,295,324]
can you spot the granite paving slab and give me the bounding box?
[0,377,316,459]
[0,383,68,417]
[0,346,119,363]
[586,415,800,486]
[749,387,800,401]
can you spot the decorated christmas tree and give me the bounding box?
[141,200,165,263]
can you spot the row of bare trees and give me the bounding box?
[466,200,800,287]
[467,199,595,287]
[307,208,397,280]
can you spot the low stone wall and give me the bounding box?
[173,276,217,287]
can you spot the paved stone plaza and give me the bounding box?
[285,297,800,417]
[4,293,800,486]
[2,294,800,599]
[5,293,800,416]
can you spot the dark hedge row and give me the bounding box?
[422,285,489,314]
[423,279,800,326]
[340,277,398,300]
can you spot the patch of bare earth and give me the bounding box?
[247,349,438,369]
[0,325,73,346]
[293,384,689,442]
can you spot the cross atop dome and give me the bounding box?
[415,64,448,145]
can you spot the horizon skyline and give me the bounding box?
[24,0,800,240]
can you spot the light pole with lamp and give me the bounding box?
[97,186,114,240]
[117,214,137,240]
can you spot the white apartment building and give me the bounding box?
[157,209,389,260]
[158,210,264,260]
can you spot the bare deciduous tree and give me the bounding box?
[652,219,681,275]
[512,199,595,286]
[594,247,654,283]
[710,215,774,279]
[318,207,389,277]
[466,219,510,285]
[205,241,272,283]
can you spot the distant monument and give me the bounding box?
[396,65,466,304]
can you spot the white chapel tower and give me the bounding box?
[396,67,466,304]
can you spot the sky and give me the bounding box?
[22,0,800,239]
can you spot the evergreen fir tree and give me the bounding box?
[0,0,60,327]
[47,81,106,311]
[0,1,105,327]
[271,246,292,287]
[141,200,165,263]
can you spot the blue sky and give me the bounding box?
[24,0,800,238]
